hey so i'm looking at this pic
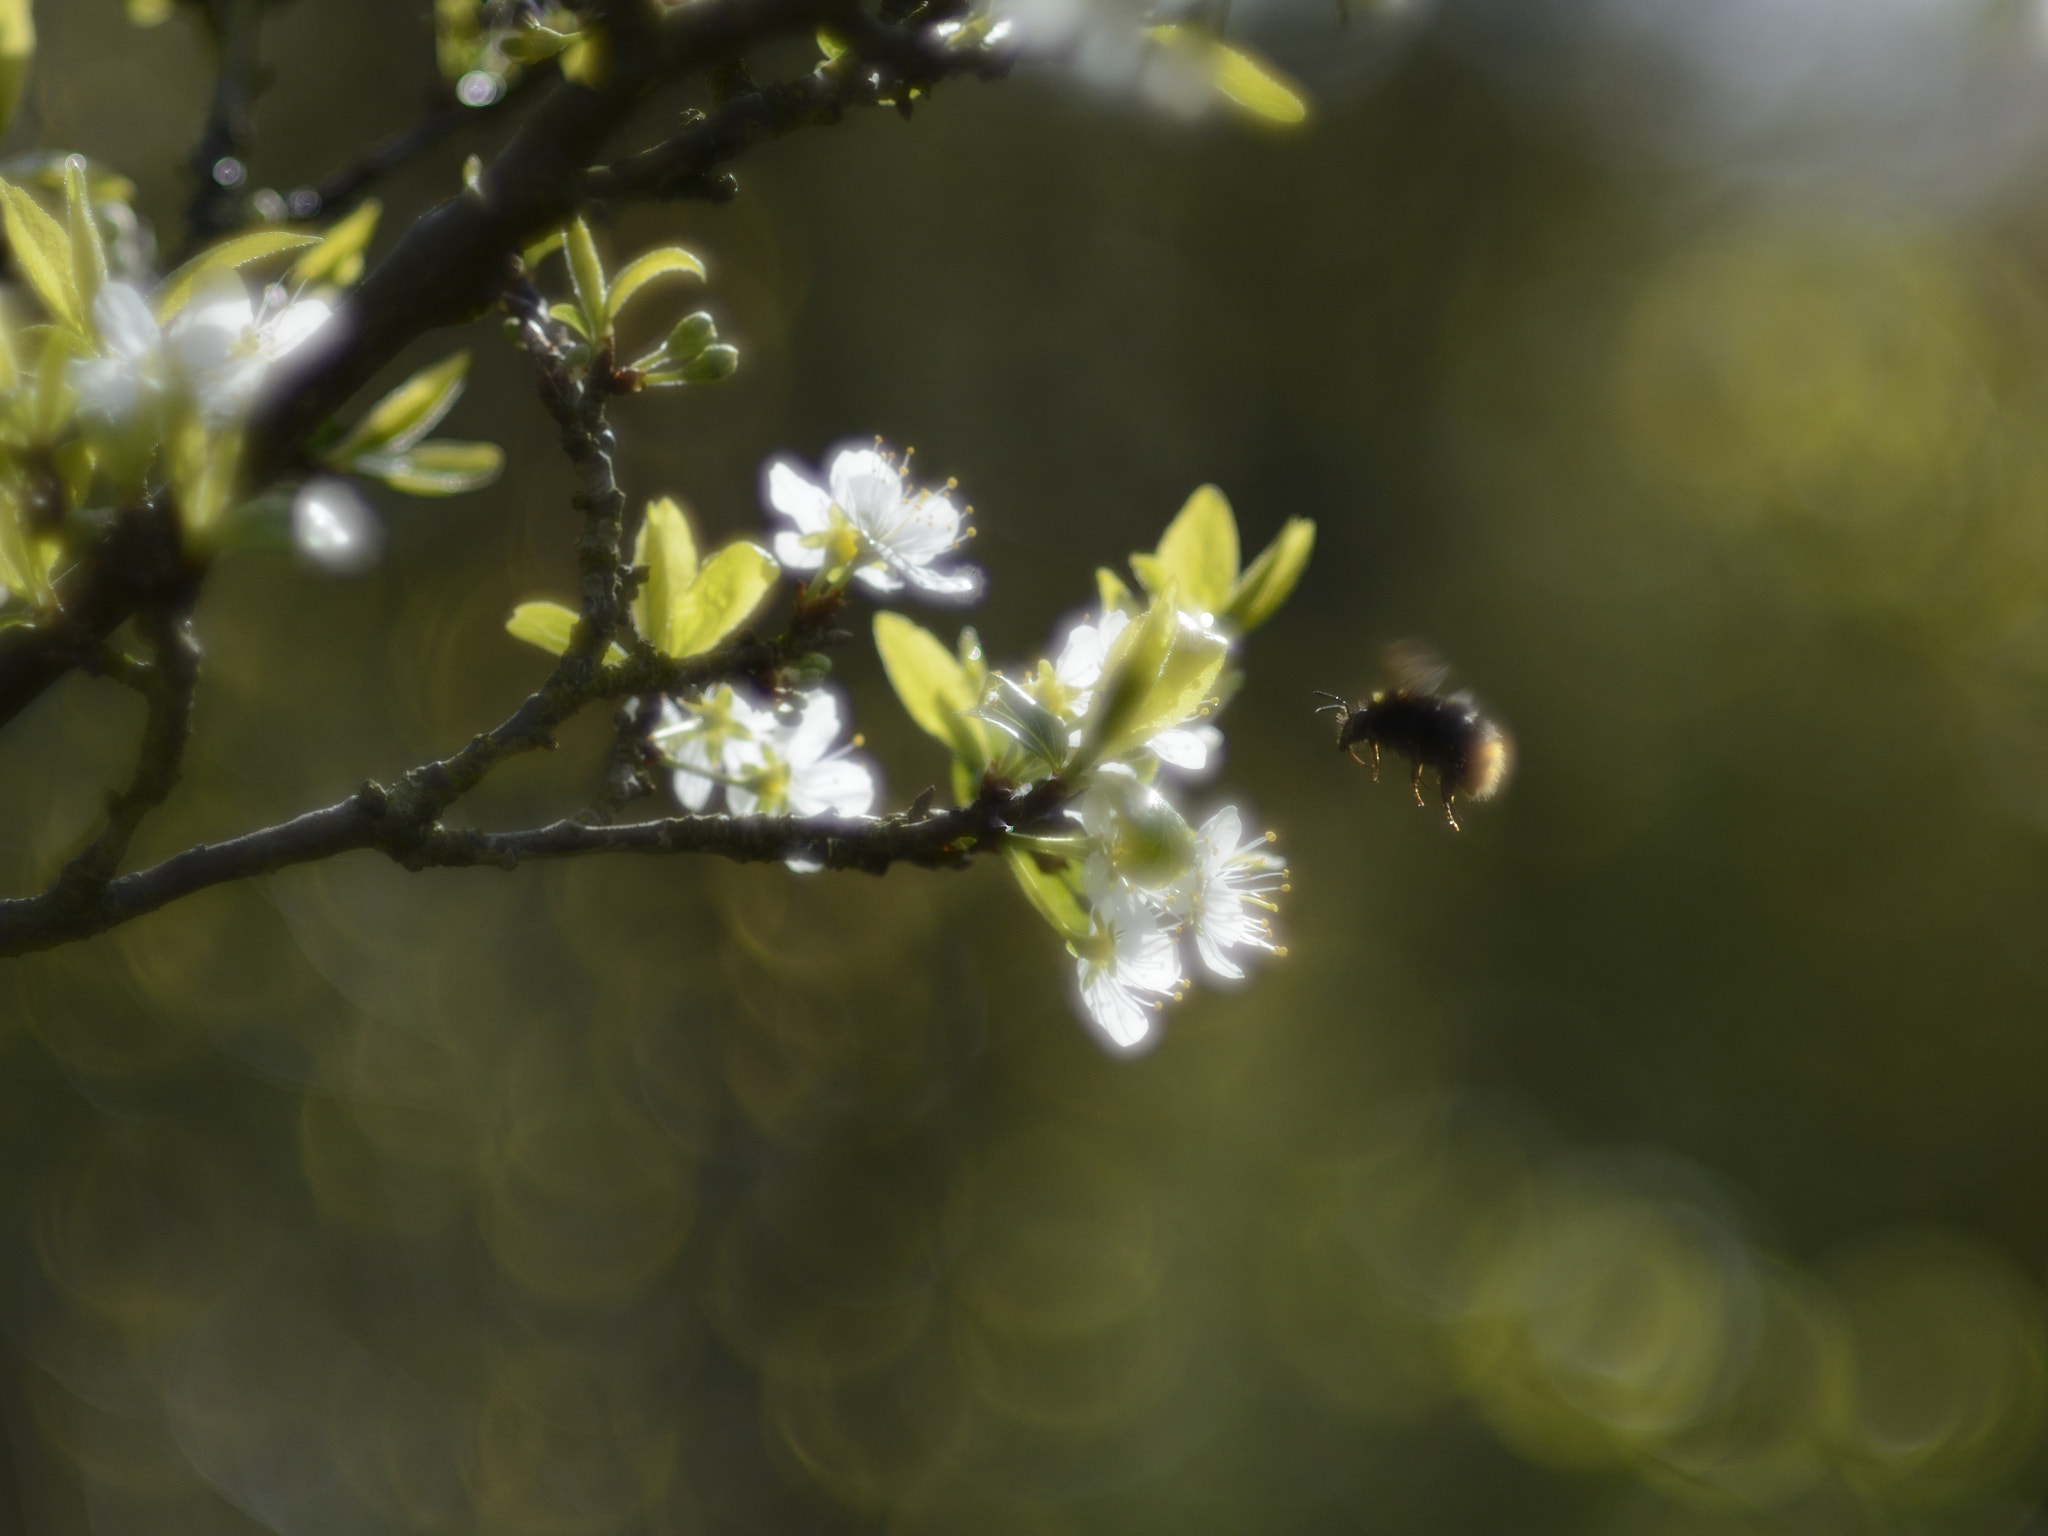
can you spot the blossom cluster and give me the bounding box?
[0,162,511,612]
[693,439,1317,1053]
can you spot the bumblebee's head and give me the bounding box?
[1312,690,1353,746]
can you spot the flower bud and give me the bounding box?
[679,343,738,384]
[662,310,717,363]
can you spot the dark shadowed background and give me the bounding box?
[5,0,2048,1531]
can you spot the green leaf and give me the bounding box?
[1220,516,1315,635]
[507,599,578,655]
[1079,589,1178,767]
[1111,617,1228,757]
[153,227,320,320]
[29,322,86,440]
[507,598,626,663]
[1147,25,1308,126]
[325,351,470,463]
[169,418,243,541]
[1208,38,1308,125]
[1096,566,1138,617]
[0,1,33,156]
[0,177,80,331]
[816,26,847,61]
[547,301,589,338]
[1130,483,1239,616]
[632,494,697,653]
[875,610,981,760]
[62,155,104,311]
[564,216,606,338]
[124,0,173,23]
[604,246,704,327]
[356,438,501,496]
[1006,847,1091,940]
[970,673,1071,771]
[499,21,578,63]
[291,197,381,288]
[669,542,776,658]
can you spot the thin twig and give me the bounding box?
[583,22,1008,203]
[306,72,548,218]
[183,0,267,255]
[44,608,201,909]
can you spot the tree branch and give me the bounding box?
[0,776,1067,956]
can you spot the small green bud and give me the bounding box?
[679,343,738,384]
[663,310,717,363]
[786,652,833,689]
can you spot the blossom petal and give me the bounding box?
[765,461,836,533]
[851,562,906,594]
[1197,805,1244,852]
[1079,967,1155,1052]
[878,490,964,562]
[70,357,144,424]
[784,691,842,767]
[773,530,826,572]
[827,447,901,524]
[92,282,160,362]
[673,768,716,811]
[1150,725,1218,773]
[266,296,332,357]
[899,559,984,600]
[791,757,876,818]
[1195,930,1245,980]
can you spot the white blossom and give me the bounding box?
[651,686,770,811]
[726,689,877,820]
[1046,607,1129,717]
[765,443,982,601]
[1072,871,1184,1053]
[70,279,333,434]
[1072,762,1197,892]
[1170,805,1286,980]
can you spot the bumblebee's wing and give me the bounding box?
[1383,639,1451,694]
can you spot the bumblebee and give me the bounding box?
[1316,645,1512,831]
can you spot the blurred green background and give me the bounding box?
[5,0,2048,1531]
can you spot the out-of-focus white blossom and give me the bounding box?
[985,0,1215,116]
[765,442,982,601]
[70,279,333,436]
[290,476,383,575]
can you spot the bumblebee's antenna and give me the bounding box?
[1312,690,1352,718]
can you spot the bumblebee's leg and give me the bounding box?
[1346,745,1368,768]
[1440,778,1461,832]
[1370,743,1381,781]
[1410,761,1425,807]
